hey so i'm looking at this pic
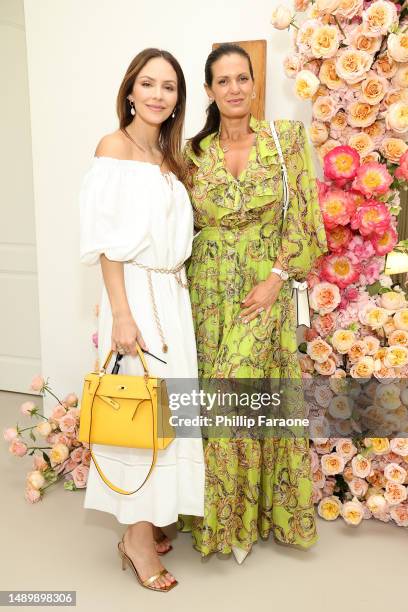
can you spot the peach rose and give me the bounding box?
[307,337,333,363]
[366,493,388,515]
[384,346,408,369]
[26,470,45,490]
[380,291,407,312]
[332,329,356,354]
[328,395,353,419]
[58,414,77,434]
[271,5,293,29]
[335,49,372,84]
[347,102,380,128]
[352,454,372,478]
[388,33,408,64]
[25,487,41,504]
[9,438,28,457]
[362,0,398,38]
[309,282,341,315]
[384,463,407,485]
[295,70,320,100]
[321,452,345,475]
[35,422,52,437]
[30,375,45,392]
[384,481,408,505]
[319,58,345,90]
[348,132,374,157]
[350,356,376,378]
[312,313,337,337]
[33,455,48,471]
[394,309,408,331]
[341,497,364,525]
[348,341,368,364]
[390,438,408,457]
[64,393,78,407]
[363,336,380,355]
[364,437,390,454]
[314,357,337,375]
[71,465,89,488]
[393,65,408,89]
[334,0,364,20]
[360,73,388,106]
[386,102,408,135]
[389,330,408,347]
[381,138,408,164]
[390,502,408,527]
[349,477,369,497]
[310,121,329,145]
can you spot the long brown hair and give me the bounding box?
[190,44,254,157]
[116,48,186,180]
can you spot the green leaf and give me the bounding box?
[29,430,36,442]
[42,451,51,466]
[298,342,307,354]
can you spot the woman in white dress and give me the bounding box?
[79,48,205,592]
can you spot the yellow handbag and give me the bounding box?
[78,344,175,495]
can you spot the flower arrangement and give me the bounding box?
[3,376,90,503]
[271,0,408,526]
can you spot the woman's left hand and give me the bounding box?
[240,275,284,323]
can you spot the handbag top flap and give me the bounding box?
[84,373,161,400]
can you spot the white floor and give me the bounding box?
[1,390,407,612]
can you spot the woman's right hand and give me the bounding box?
[111,312,147,356]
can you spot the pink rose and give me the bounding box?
[20,401,36,416]
[9,438,28,457]
[24,487,41,504]
[3,427,18,442]
[30,375,45,392]
[309,282,341,315]
[33,455,48,471]
[70,447,84,463]
[64,393,78,407]
[312,312,338,337]
[390,502,408,526]
[51,405,67,420]
[81,449,91,466]
[58,414,77,434]
[71,465,89,488]
[352,162,393,197]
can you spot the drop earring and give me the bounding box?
[172,108,176,119]
[209,97,214,103]
[129,100,136,116]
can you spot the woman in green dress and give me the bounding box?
[179,43,327,561]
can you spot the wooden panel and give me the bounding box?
[212,40,266,119]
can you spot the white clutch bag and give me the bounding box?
[269,120,311,328]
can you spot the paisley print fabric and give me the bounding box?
[178,116,327,555]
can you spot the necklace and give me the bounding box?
[121,127,164,169]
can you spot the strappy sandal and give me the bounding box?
[117,537,178,592]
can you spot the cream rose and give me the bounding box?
[363,336,380,355]
[315,0,341,13]
[361,73,388,105]
[384,481,408,505]
[362,0,398,38]
[384,346,408,369]
[336,438,358,460]
[49,443,69,466]
[348,341,368,364]
[388,33,408,64]
[271,5,293,29]
[284,54,302,79]
[312,95,338,122]
[318,495,342,520]
[363,307,389,330]
[394,309,408,331]
[366,494,388,514]
[335,49,372,84]
[328,395,353,419]
[26,470,45,490]
[319,58,345,90]
[349,477,369,497]
[390,438,408,456]
[352,454,372,478]
[314,357,337,376]
[35,421,52,437]
[386,101,408,134]
[392,65,408,89]
[380,291,407,312]
[310,121,329,145]
[295,70,320,100]
[389,330,408,347]
[364,437,390,454]
[341,498,364,525]
[334,0,364,20]
[350,356,376,378]
[307,337,333,363]
[349,24,382,53]
[332,329,356,354]
[311,25,340,59]
[384,463,407,485]
[376,383,401,410]
[321,452,345,475]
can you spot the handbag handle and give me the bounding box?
[101,343,149,376]
[86,373,158,495]
[270,120,289,218]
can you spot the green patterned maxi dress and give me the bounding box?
[179,116,327,555]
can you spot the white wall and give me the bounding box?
[23,0,312,411]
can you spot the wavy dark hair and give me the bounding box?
[116,48,186,180]
[189,43,254,157]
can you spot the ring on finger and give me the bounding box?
[257,307,264,315]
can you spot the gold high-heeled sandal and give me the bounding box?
[155,533,173,556]
[117,536,178,592]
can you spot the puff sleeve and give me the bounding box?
[276,121,327,280]
[79,158,151,265]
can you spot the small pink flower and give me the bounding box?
[346,235,375,262]
[3,427,18,442]
[352,162,393,196]
[20,401,36,416]
[30,375,45,392]
[359,258,383,286]
[9,438,28,457]
[71,464,89,488]
[24,487,41,504]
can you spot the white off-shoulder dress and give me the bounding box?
[79,156,205,526]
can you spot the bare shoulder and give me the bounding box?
[94,130,131,159]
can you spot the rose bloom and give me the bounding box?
[319,189,354,229]
[395,149,408,181]
[315,0,340,14]
[334,0,364,20]
[25,487,41,504]
[364,437,391,455]
[20,401,36,416]
[321,452,345,475]
[9,438,28,457]
[362,306,389,329]
[335,49,372,84]
[283,54,302,79]
[348,341,368,363]
[352,454,372,478]
[319,58,345,90]
[30,375,45,392]
[352,163,393,197]
[386,102,408,135]
[390,438,408,457]
[371,227,398,257]
[313,95,338,123]
[381,137,408,164]
[312,486,323,504]
[315,386,334,408]
[35,421,52,437]
[341,498,364,525]
[313,312,338,337]
[327,225,353,253]
[389,330,408,347]
[388,33,408,64]
[323,145,360,183]
[390,502,408,527]
[3,427,18,442]
[350,356,376,378]
[58,413,77,434]
[310,121,329,146]
[332,329,356,354]
[331,110,348,132]
[318,495,342,520]
[376,383,401,410]
[270,5,293,29]
[363,335,380,355]
[384,463,407,485]
[71,464,89,489]
[295,71,321,101]
[360,73,388,106]
[33,455,48,471]
[26,470,45,490]
[384,346,408,369]
[349,477,369,497]
[49,443,70,466]
[394,309,408,331]
[318,139,341,164]
[313,436,335,453]
[348,102,380,128]
[310,25,340,59]
[309,282,341,314]
[348,24,382,53]
[384,481,408,506]
[392,65,408,91]
[299,355,315,374]
[313,467,326,488]
[314,357,337,375]
[328,395,353,419]
[307,337,333,363]
[362,0,398,37]
[336,438,358,460]
[366,494,388,515]
[348,133,374,158]
[380,291,407,312]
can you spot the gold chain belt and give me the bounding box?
[128,260,188,353]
